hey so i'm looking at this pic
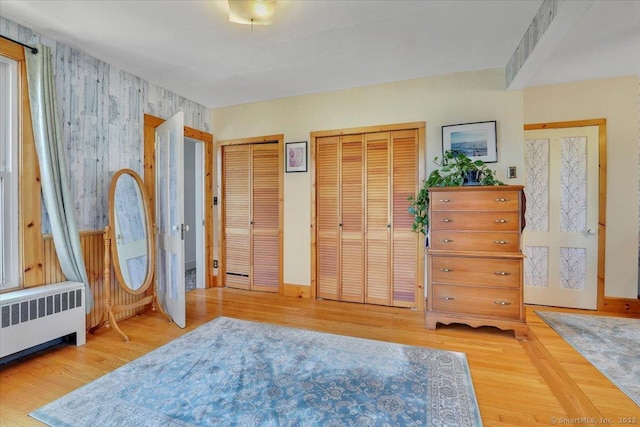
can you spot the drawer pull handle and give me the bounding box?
[439,296,455,301]
[439,199,451,203]
[494,301,512,306]
[494,198,511,202]
[494,271,511,276]
[494,219,510,223]
[439,239,454,243]
[493,240,510,245]
[439,268,454,273]
[440,219,453,223]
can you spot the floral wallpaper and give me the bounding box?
[525,138,550,232]
[560,136,587,232]
[560,247,586,290]
[524,246,549,288]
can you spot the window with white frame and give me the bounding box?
[0,56,19,290]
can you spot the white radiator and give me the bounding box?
[0,281,86,358]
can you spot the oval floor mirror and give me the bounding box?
[90,168,170,341]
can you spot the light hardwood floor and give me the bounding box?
[1,288,638,426]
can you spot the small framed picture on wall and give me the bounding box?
[442,121,497,163]
[285,141,307,173]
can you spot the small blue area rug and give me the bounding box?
[31,317,482,426]
[537,311,640,406]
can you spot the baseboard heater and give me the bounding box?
[0,281,86,359]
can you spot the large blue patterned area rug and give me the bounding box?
[537,311,640,406]
[31,317,482,426]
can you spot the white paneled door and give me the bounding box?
[523,126,599,309]
[155,112,186,327]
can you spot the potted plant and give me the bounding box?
[408,150,503,236]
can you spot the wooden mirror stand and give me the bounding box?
[89,169,170,342]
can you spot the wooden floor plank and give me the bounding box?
[1,288,638,426]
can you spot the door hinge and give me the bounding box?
[213,196,218,206]
[213,260,218,269]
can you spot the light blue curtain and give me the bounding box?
[25,45,93,313]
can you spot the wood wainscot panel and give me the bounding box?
[43,231,146,330]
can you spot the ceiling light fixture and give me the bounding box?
[228,0,277,26]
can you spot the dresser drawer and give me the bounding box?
[430,230,520,252]
[431,256,520,288]
[430,190,520,211]
[430,211,519,231]
[432,285,520,319]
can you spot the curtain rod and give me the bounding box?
[0,34,38,54]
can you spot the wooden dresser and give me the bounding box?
[425,185,528,339]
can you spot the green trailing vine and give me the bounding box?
[408,150,503,235]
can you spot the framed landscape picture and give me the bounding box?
[442,121,497,163]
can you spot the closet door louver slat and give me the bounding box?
[365,132,391,306]
[223,146,251,289]
[340,134,364,303]
[252,143,280,293]
[391,130,419,307]
[314,126,419,308]
[317,136,340,300]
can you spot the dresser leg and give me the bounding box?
[425,316,438,330]
[514,326,529,341]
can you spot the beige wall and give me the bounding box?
[212,70,639,300]
[524,75,640,299]
[212,68,525,287]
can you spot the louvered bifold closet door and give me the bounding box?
[223,145,251,289]
[340,134,364,303]
[251,143,280,293]
[365,132,391,305]
[391,130,418,307]
[317,136,340,300]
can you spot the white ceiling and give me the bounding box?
[1,0,639,108]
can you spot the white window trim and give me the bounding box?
[0,56,19,291]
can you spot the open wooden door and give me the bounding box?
[155,112,186,327]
